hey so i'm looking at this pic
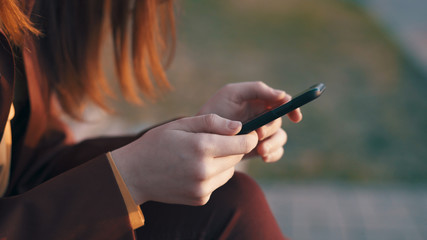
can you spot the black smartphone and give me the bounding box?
[237,83,325,135]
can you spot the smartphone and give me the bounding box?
[237,83,325,135]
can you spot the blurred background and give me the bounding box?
[68,0,427,239]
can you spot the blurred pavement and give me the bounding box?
[262,182,427,240]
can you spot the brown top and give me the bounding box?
[0,28,145,239]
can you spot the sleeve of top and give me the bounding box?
[107,152,145,229]
[0,154,137,239]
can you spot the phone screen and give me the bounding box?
[237,83,325,135]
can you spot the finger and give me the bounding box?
[209,167,235,190]
[203,154,243,181]
[287,108,303,123]
[257,128,287,157]
[201,131,259,157]
[280,94,302,123]
[189,167,236,206]
[232,82,287,103]
[262,147,284,163]
[204,167,236,197]
[175,114,242,135]
[256,117,282,141]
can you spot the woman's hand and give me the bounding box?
[111,114,258,206]
[111,82,301,206]
[198,81,302,162]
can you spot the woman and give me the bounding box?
[0,0,302,239]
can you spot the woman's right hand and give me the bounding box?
[111,114,258,206]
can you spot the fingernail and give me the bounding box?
[228,121,242,130]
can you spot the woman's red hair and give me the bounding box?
[2,0,176,117]
[0,0,40,44]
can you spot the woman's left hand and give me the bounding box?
[198,81,302,162]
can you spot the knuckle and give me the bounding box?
[190,135,205,153]
[191,134,213,157]
[192,137,204,154]
[254,81,267,89]
[203,114,219,128]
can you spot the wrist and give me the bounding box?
[110,149,148,205]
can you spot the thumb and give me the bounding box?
[176,114,242,135]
